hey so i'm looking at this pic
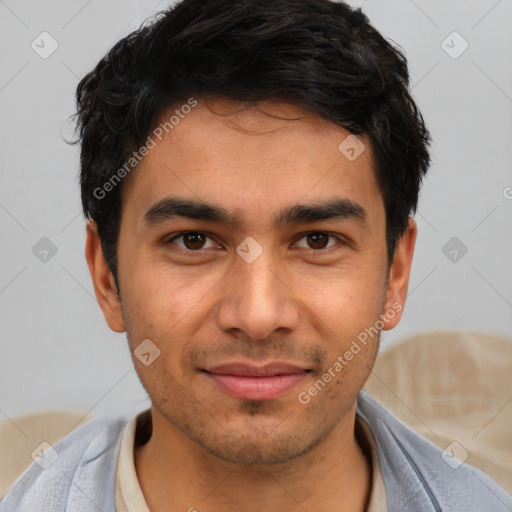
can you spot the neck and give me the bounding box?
[134,403,372,512]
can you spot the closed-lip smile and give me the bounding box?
[201,361,311,401]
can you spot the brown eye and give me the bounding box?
[296,231,343,251]
[169,232,217,251]
[182,232,206,250]
[306,233,330,249]
[295,231,347,252]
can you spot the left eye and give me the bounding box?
[169,232,218,251]
[295,232,340,250]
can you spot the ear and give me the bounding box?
[85,220,125,333]
[382,217,417,330]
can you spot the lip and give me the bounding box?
[201,361,311,401]
[204,361,309,377]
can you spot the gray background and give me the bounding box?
[1,0,511,420]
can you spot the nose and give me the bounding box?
[216,244,301,341]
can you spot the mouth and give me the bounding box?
[201,362,312,401]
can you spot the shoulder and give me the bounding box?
[357,390,512,512]
[0,412,134,512]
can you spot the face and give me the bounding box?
[87,98,415,465]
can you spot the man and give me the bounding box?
[1,0,510,511]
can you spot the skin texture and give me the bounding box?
[86,98,417,512]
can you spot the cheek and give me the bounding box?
[120,249,191,317]
[298,265,386,332]
[120,263,221,368]
[294,267,385,391]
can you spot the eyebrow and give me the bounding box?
[143,196,367,230]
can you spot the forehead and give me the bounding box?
[120,98,383,230]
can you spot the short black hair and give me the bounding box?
[75,0,431,286]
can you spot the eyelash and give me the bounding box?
[165,231,346,254]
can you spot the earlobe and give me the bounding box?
[85,220,126,333]
[382,217,417,330]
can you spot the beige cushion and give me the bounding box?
[365,330,512,492]
[0,410,93,498]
